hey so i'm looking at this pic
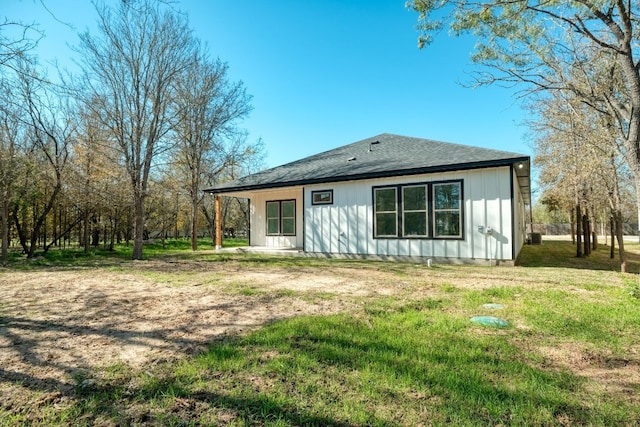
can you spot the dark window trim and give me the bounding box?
[372,179,464,240]
[401,184,429,238]
[373,186,398,237]
[311,189,333,205]
[432,180,464,239]
[266,199,296,236]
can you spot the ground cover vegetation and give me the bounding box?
[1,238,639,426]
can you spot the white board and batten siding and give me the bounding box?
[304,166,522,262]
[249,187,304,248]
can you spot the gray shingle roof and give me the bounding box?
[206,133,531,203]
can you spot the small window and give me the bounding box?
[266,200,296,236]
[433,182,461,237]
[403,185,427,236]
[374,187,397,237]
[312,190,333,205]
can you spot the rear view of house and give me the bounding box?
[205,134,531,264]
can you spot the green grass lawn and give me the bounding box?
[2,238,640,426]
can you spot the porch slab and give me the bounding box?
[220,246,305,256]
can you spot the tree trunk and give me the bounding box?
[83,210,90,253]
[582,214,590,256]
[91,227,100,247]
[569,207,575,244]
[610,216,615,259]
[132,192,145,260]
[191,194,198,251]
[615,211,627,273]
[591,208,597,250]
[1,196,9,266]
[109,211,117,251]
[576,204,582,257]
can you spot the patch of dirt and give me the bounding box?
[0,262,374,395]
[536,343,640,401]
[1,257,639,418]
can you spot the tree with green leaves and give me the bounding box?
[407,1,640,240]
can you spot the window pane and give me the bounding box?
[313,191,332,204]
[376,212,397,236]
[282,200,295,218]
[435,211,460,236]
[375,188,396,211]
[267,218,279,234]
[404,212,427,236]
[282,218,295,234]
[267,201,279,218]
[403,186,426,211]
[434,183,460,209]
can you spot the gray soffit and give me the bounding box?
[205,133,531,204]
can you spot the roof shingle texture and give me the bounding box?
[207,133,528,193]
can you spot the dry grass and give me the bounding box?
[0,238,639,425]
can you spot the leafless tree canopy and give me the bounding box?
[0,0,261,263]
[77,0,198,260]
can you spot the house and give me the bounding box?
[205,134,531,264]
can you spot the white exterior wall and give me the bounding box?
[304,167,518,261]
[249,187,303,248]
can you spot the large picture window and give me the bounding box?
[266,200,296,236]
[373,180,462,239]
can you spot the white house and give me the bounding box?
[205,134,531,264]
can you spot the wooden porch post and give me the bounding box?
[215,194,222,250]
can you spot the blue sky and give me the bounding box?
[5,0,530,169]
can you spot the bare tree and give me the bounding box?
[0,83,25,265]
[201,135,265,244]
[76,0,196,259]
[173,53,253,250]
[0,17,42,72]
[6,59,75,258]
[0,12,43,264]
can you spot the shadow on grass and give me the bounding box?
[79,384,362,427]
[3,301,638,425]
[0,290,320,424]
[59,311,637,426]
[517,238,640,272]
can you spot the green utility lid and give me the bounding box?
[470,316,509,328]
[482,303,504,309]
